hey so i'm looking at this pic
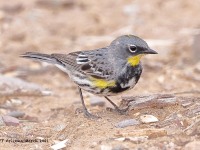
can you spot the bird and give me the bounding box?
[21,35,157,119]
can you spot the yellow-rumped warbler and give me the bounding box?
[21,35,157,119]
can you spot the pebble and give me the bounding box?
[115,119,140,128]
[41,90,52,96]
[115,136,148,143]
[181,102,192,108]
[51,139,69,150]
[7,111,25,118]
[10,98,23,105]
[1,3,24,14]
[157,75,165,84]
[140,115,159,123]
[2,115,20,126]
[36,0,75,9]
[90,142,98,148]
[192,33,200,62]
[0,75,51,97]
[53,124,66,132]
[100,145,112,150]
[112,145,129,150]
[90,96,105,107]
[0,116,6,126]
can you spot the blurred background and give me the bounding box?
[1,0,200,95]
[0,0,200,149]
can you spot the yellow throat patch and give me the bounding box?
[91,78,116,89]
[127,54,143,66]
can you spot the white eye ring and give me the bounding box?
[129,45,137,53]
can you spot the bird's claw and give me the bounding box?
[106,106,130,115]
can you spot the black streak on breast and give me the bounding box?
[109,64,142,94]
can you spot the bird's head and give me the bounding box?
[110,35,157,66]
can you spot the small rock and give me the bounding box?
[184,141,200,150]
[115,119,140,128]
[10,99,23,105]
[36,0,75,9]
[0,116,6,126]
[165,142,175,150]
[51,139,69,150]
[101,145,112,150]
[192,33,200,62]
[22,124,34,132]
[2,115,20,126]
[181,102,192,108]
[7,111,25,118]
[157,75,165,84]
[114,137,126,142]
[112,145,129,150]
[115,136,148,143]
[0,76,51,97]
[41,90,52,96]
[90,96,105,107]
[0,3,24,14]
[140,115,159,123]
[53,124,66,132]
[4,98,23,107]
[58,134,67,141]
[128,136,148,143]
[90,142,98,148]
[123,4,139,15]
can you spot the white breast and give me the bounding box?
[120,77,136,89]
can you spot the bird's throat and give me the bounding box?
[127,54,143,66]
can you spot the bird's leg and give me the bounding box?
[78,87,99,119]
[104,96,129,115]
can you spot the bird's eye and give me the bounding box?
[129,45,137,53]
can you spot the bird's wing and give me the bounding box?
[51,49,114,79]
[51,52,82,72]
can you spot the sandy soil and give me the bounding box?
[1,0,200,149]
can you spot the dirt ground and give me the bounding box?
[1,0,200,149]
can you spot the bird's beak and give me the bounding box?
[143,48,158,54]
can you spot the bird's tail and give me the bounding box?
[21,52,58,64]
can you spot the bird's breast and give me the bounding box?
[70,64,142,96]
[108,64,142,94]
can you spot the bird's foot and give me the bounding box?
[106,106,130,115]
[83,110,100,120]
[75,108,100,120]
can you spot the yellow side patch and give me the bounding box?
[91,78,116,89]
[127,54,143,66]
